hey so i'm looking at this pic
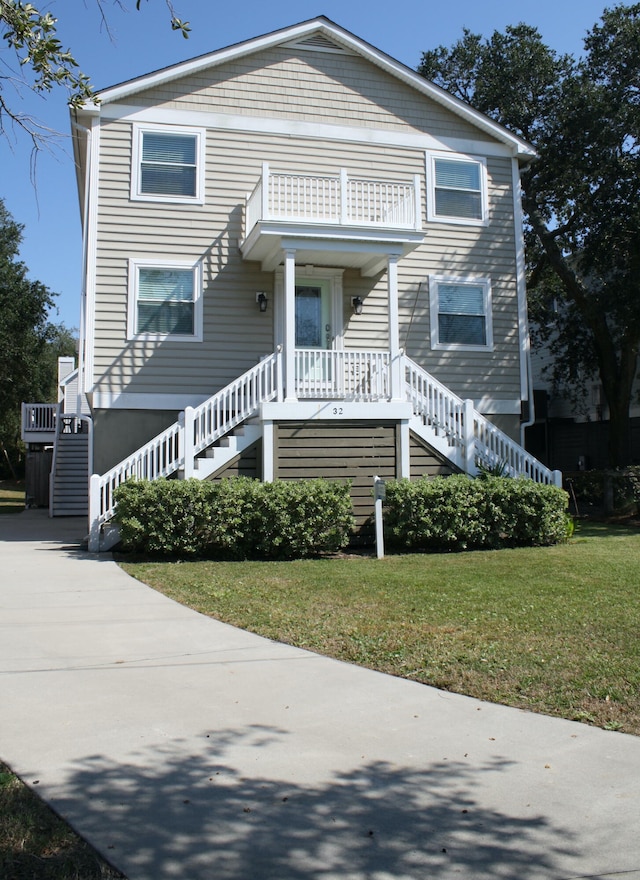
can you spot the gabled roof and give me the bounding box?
[91,16,536,160]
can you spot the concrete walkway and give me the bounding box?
[1,510,639,880]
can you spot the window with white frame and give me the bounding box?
[427,153,487,224]
[430,276,493,350]
[131,125,204,203]
[128,260,203,341]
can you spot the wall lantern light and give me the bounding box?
[351,296,364,315]
[256,292,268,312]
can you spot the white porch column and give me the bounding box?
[284,248,297,402]
[262,419,274,482]
[388,254,403,401]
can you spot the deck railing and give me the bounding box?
[245,164,421,237]
[21,402,58,438]
[295,349,390,400]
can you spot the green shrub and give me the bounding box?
[384,475,569,552]
[113,477,354,559]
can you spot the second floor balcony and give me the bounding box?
[240,164,425,274]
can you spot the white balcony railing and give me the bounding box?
[245,164,422,237]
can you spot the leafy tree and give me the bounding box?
[0,0,189,148]
[0,198,76,476]
[419,4,640,467]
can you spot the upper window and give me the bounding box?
[127,259,203,341]
[427,153,487,225]
[430,276,493,350]
[131,125,205,203]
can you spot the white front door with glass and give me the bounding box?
[295,281,334,390]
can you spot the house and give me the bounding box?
[21,357,90,512]
[525,347,640,472]
[24,16,561,549]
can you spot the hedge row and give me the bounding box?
[384,475,570,551]
[113,477,354,559]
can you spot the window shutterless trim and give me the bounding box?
[429,274,493,351]
[425,151,488,226]
[127,258,203,342]
[130,123,205,204]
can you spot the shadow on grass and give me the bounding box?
[51,725,576,880]
[572,519,640,539]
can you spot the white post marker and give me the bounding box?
[373,475,386,559]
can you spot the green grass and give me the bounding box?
[0,480,25,514]
[119,521,640,735]
[0,763,125,880]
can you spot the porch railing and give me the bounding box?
[245,164,421,237]
[295,349,390,400]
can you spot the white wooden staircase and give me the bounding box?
[88,350,561,551]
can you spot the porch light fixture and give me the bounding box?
[256,292,268,312]
[351,296,364,315]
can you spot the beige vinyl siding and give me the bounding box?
[130,47,493,142]
[92,68,521,404]
[93,124,425,395]
[344,156,522,403]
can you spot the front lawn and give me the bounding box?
[119,521,640,735]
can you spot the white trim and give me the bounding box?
[426,151,488,227]
[262,400,414,421]
[429,274,494,352]
[127,258,203,342]
[83,116,100,397]
[130,122,205,204]
[94,18,535,159]
[91,391,521,416]
[92,392,209,410]
[101,103,519,160]
[474,398,521,415]
[512,158,530,403]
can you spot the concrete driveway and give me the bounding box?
[1,509,639,879]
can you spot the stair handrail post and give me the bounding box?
[182,407,195,479]
[463,398,476,476]
[88,474,101,552]
[276,344,284,402]
[553,469,563,488]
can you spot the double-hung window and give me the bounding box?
[427,153,487,224]
[131,124,204,203]
[430,276,493,350]
[128,260,203,341]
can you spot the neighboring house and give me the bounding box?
[21,357,91,512]
[24,16,561,548]
[525,347,640,472]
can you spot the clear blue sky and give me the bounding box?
[1,0,611,331]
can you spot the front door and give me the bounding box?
[295,281,334,390]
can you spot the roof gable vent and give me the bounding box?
[287,33,352,54]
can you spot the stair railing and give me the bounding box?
[403,355,562,486]
[89,351,281,548]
